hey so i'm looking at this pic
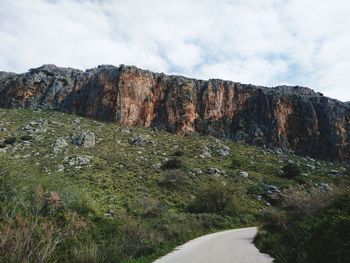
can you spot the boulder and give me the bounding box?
[199,146,212,159]
[131,136,149,145]
[217,145,230,157]
[72,131,95,147]
[238,171,249,178]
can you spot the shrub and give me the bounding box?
[161,158,184,170]
[118,217,153,259]
[282,163,302,179]
[256,194,350,263]
[137,195,165,217]
[20,135,32,141]
[188,183,241,215]
[154,212,200,241]
[281,185,343,218]
[172,150,184,156]
[345,166,350,176]
[0,213,65,263]
[30,187,64,216]
[258,208,288,230]
[30,187,97,217]
[231,155,242,168]
[196,213,232,230]
[72,243,106,263]
[160,169,188,188]
[4,137,16,145]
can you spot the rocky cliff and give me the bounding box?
[1,64,349,160]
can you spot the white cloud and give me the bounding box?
[0,0,350,101]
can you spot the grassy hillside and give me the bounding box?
[0,108,348,262]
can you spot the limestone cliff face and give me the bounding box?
[1,64,349,160]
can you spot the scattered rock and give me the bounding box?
[217,145,230,157]
[192,168,203,175]
[136,156,148,162]
[72,131,95,147]
[306,164,315,170]
[121,128,131,134]
[264,185,280,194]
[53,137,68,153]
[328,170,342,177]
[238,171,249,178]
[65,155,92,166]
[317,182,331,191]
[274,148,283,155]
[153,163,162,169]
[57,164,65,172]
[104,209,115,217]
[208,167,225,177]
[131,136,149,145]
[23,119,48,134]
[1,64,349,161]
[199,146,211,159]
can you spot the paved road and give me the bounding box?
[153,227,273,263]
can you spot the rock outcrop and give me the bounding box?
[1,64,349,160]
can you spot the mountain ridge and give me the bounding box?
[0,64,349,161]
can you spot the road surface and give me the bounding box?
[153,227,273,263]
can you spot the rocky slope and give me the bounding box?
[0,64,349,160]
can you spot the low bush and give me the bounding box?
[4,136,16,145]
[281,185,341,218]
[20,135,32,141]
[161,158,184,170]
[345,166,350,176]
[231,154,242,168]
[256,188,350,263]
[160,169,188,188]
[118,217,154,259]
[172,150,184,156]
[188,183,241,216]
[281,163,302,179]
[154,212,201,241]
[258,208,288,231]
[137,195,165,217]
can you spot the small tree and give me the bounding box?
[160,170,187,188]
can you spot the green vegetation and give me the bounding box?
[0,108,348,262]
[187,182,243,216]
[255,185,350,263]
[282,163,303,179]
[161,158,185,170]
[4,136,17,145]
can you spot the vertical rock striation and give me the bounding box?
[0,64,349,160]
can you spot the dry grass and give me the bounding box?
[0,211,65,263]
[281,184,347,218]
[72,243,105,263]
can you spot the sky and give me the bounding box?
[0,0,350,101]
